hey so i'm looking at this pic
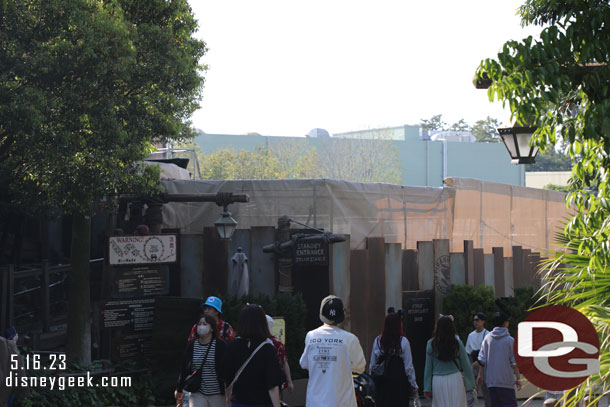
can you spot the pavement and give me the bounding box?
[416,395,610,407]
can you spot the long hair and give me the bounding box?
[430,315,459,362]
[237,304,272,341]
[198,314,218,339]
[380,313,402,354]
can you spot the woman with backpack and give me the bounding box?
[221,304,284,407]
[369,312,418,406]
[175,314,227,407]
[423,315,474,407]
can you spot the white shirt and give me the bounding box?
[369,336,418,389]
[299,324,366,407]
[465,328,489,354]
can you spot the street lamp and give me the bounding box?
[497,126,539,164]
[214,210,238,240]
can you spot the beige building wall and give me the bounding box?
[525,171,571,189]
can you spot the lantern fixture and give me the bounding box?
[214,210,238,240]
[497,126,539,164]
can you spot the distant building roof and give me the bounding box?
[429,131,476,143]
[306,128,331,138]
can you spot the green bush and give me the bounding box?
[441,285,497,343]
[13,359,154,407]
[495,286,541,337]
[442,285,540,342]
[221,292,308,380]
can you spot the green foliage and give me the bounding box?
[450,119,470,132]
[470,116,501,143]
[13,359,154,407]
[419,115,448,131]
[221,292,308,380]
[494,286,541,337]
[187,135,403,184]
[475,1,610,403]
[442,285,497,342]
[442,285,539,342]
[0,0,206,216]
[317,135,403,184]
[420,115,505,143]
[528,148,573,171]
[542,183,569,192]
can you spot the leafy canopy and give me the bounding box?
[183,135,403,184]
[0,0,206,215]
[475,0,610,402]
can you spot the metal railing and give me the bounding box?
[0,258,103,336]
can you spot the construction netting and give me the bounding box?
[161,177,569,255]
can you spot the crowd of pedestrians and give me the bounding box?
[174,294,525,407]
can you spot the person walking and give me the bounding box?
[465,312,490,407]
[187,296,235,344]
[221,304,283,407]
[477,312,522,407]
[299,295,366,407]
[424,315,474,407]
[369,312,418,407]
[175,314,227,407]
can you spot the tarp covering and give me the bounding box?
[160,177,568,254]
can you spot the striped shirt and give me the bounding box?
[192,339,221,395]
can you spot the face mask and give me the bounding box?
[197,324,211,337]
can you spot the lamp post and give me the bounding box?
[118,191,248,240]
[497,126,538,164]
[214,210,238,240]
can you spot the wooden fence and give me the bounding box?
[348,237,545,365]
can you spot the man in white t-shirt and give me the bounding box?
[465,312,490,407]
[299,295,365,407]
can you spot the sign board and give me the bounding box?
[102,298,155,331]
[293,235,329,266]
[403,290,435,390]
[271,317,286,345]
[111,265,170,298]
[110,332,153,360]
[109,234,177,265]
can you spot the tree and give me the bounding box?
[470,116,501,142]
[192,133,402,184]
[449,119,470,132]
[189,139,322,181]
[0,0,205,364]
[419,114,448,131]
[317,133,402,184]
[475,1,610,403]
[528,148,573,171]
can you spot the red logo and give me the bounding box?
[515,305,600,391]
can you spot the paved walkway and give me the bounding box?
[417,398,547,407]
[417,396,609,407]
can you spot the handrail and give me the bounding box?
[12,258,104,278]
[2,258,105,335]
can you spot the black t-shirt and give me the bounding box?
[222,338,284,405]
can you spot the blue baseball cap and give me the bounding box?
[6,326,17,340]
[202,296,222,313]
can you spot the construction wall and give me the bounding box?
[161,177,568,256]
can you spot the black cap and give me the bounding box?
[474,312,487,321]
[320,295,345,325]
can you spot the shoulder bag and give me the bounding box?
[183,339,213,392]
[226,340,268,392]
[370,338,387,378]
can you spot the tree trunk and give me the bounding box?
[66,212,91,366]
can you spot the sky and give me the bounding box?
[188,0,542,137]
